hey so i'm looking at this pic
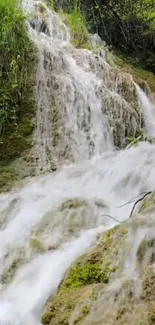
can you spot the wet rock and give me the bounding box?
[42,192,155,325]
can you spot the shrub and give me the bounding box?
[0,0,35,136]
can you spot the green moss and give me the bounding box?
[60,199,86,211]
[140,201,151,212]
[0,164,18,192]
[42,218,155,325]
[139,192,155,213]
[64,262,115,289]
[73,305,90,324]
[81,305,89,315]
[30,237,45,252]
[42,311,54,325]
[143,269,155,301]
[1,257,23,284]
[42,225,130,325]
[55,225,125,290]
[101,226,119,251]
[42,285,94,325]
[114,55,155,93]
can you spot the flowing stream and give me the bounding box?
[0,1,155,324]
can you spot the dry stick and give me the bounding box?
[102,214,121,224]
[129,191,152,218]
[102,192,152,225]
[117,191,147,208]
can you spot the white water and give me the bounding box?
[136,85,155,137]
[25,0,113,172]
[0,1,155,325]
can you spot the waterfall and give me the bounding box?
[25,0,113,172]
[0,1,155,325]
[23,0,143,172]
[136,85,155,137]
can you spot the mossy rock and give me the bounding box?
[42,224,128,325]
[63,262,113,289]
[113,55,155,94]
[139,192,155,214]
[0,115,35,192]
[42,203,155,325]
[0,164,18,192]
[1,257,23,284]
[30,237,45,253]
[42,286,95,325]
[0,85,36,191]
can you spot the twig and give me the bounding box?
[129,191,152,218]
[102,214,121,224]
[117,192,147,208]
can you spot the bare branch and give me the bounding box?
[129,191,152,218]
[102,214,121,224]
[117,192,147,208]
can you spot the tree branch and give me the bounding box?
[129,191,152,218]
[117,192,147,208]
[102,214,121,224]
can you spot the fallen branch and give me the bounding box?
[102,214,121,224]
[101,191,153,225]
[129,191,152,218]
[117,191,147,208]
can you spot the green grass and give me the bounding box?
[0,0,35,136]
[60,9,91,49]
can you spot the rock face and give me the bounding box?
[42,191,155,325]
[26,1,145,173]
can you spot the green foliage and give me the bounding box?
[0,0,35,136]
[61,9,91,49]
[126,135,143,148]
[55,0,155,73]
[64,262,114,288]
[94,0,155,72]
[126,133,155,148]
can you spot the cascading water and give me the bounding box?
[23,0,144,172]
[0,1,155,324]
[136,84,155,137]
[25,0,113,172]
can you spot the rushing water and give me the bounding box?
[0,1,155,324]
[23,0,145,172]
[136,84,155,137]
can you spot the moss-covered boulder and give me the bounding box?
[42,191,155,325]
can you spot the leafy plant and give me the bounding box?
[0,0,35,136]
